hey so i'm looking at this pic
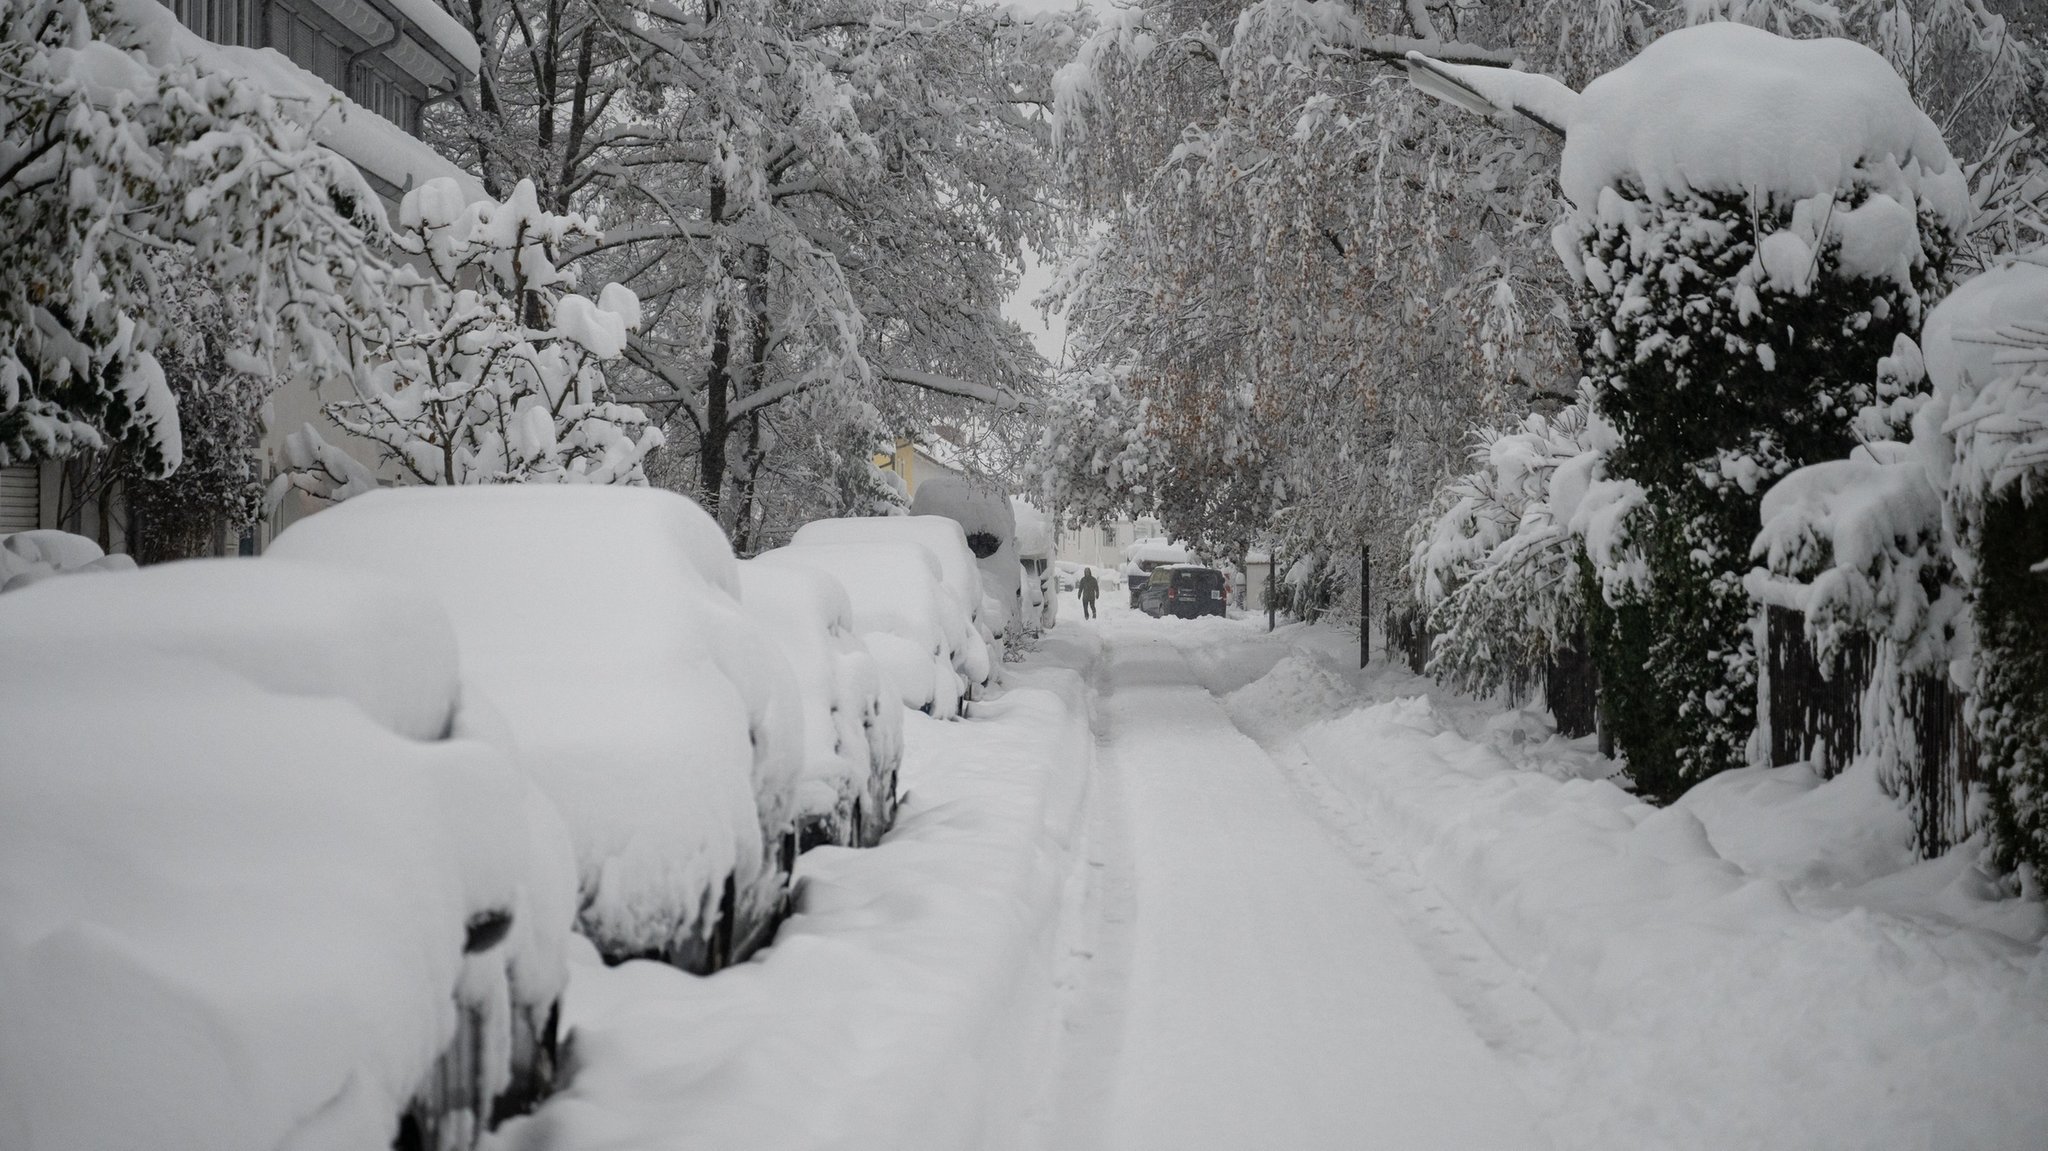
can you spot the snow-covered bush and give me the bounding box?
[0,562,577,1151]
[122,292,269,563]
[790,515,996,697]
[760,540,973,720]
[269,486,801,971]
[0,0,383,477]
[737,559,902,850]
[0,529,136,592]
[277,179,661,502]
[1754,257,2048,875]
[1429,24,1969,798]
[1410,391,1616,701]
[911,476,1023,649]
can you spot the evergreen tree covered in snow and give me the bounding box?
[1755,256,2048,872]
[276,178,659,500]
[1554,25,1967,796]
[1414,21,1980,797]
[124,282,269,561]
[0,0,383,477]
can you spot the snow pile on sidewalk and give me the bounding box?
[1295,689,2048,1151]
[487,652,1095,1151]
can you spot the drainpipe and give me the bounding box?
[345,19,404,96]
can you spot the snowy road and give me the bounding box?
[1035,610,1549,1151]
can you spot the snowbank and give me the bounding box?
[0,630,574,1151]
[1012,497,1053,559]
[487,656,1096,1151]
[738,559,903,848]
[1295,688,2048,1151]
[269,486,798,968]
[0,529,135,592]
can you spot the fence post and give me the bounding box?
[1360,543,1370,668]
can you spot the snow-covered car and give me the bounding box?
[1014,497,1057,633]
[790,515,995,694]
[738,559,903,850]
[758,540,972,719]
[269,486,804,973]
[0,560,577,1151]
[909,477,1023,646]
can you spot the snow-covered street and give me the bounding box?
[1035,607,1546,1151]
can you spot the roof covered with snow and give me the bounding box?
[119,0,486,204]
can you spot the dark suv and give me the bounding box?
[1140,565,1228,618]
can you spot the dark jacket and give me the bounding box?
[1077,571,1100,599]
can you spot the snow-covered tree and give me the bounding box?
[1047,1,1585,619]
[433,0,1067,544]
[276,178,659,500]
[123,282,269,561]
[1410,390,1602,698]
[0,0,384,478]
[1046,0,2047,645]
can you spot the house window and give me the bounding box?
[268,1,351,89]
[350,65,422,133]
[164,0,260,48]
[0,464,41,534]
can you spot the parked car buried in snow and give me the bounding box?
[788,515,995,697]
[737,558,903,851]
[268,486,804,974]
[0,559,578,1151]
[757,539,974,719]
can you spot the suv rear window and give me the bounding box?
[1171,568,1223,589]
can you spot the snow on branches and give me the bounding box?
[277,179,660,501]
[1408,388,1645,697]
[1753,256,2048,872]
[0,0,383,476]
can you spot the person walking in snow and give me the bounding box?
[1078,567,1100,619]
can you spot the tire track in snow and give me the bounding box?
[1027,628,1139,1151]
[1235,715,1583,1128]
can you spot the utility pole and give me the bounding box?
[1360,543,1371,668]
